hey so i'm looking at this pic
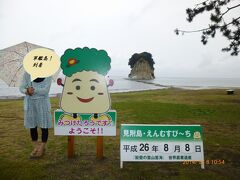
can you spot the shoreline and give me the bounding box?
[0,85,239,100]
[1,77,240,100]
[130,78,240,90]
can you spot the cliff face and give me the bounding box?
[128,58,155,80]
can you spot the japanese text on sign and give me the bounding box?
[120,124,204,169]
[54,109,117,136]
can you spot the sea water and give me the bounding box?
[0,76,240,99]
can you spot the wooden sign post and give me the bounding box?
[68,136,75,158]
[96,136,104,160]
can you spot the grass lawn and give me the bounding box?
[0,88,240,179]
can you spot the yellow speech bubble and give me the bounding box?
[23,48,60,81]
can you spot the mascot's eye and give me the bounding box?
[76,85,80,90]
[90,86,95,91]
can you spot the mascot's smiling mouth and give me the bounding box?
[77,96,94,103]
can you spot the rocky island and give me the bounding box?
[128,52,155,80]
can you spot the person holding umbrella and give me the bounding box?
[19,72,52,158]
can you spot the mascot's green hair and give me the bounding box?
[61,47,111,77]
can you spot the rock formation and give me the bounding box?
[128,52,155,80]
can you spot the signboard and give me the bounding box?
[54,109,117,136]
[120,124,204,169]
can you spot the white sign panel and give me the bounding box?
[54,109,117,136]
[120,124,204,169]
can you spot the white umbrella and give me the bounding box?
[0,42,58,87]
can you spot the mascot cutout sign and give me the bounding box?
[58,47,112,118]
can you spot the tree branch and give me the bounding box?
[176,16,240,34]
[194,0,210,8]
[220,3,240,19]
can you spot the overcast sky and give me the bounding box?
[0,0,239,78]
